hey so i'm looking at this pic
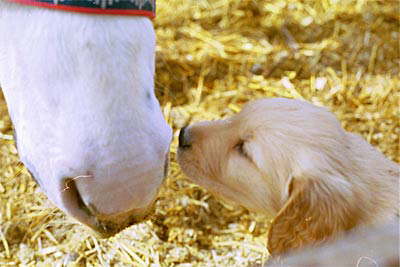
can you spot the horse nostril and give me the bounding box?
[61,172,156,237]
[63,177,95,217]
[179,126,191,148]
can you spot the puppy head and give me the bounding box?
[178,117,278,214]
[178,98,360,254]
[178,98,348,212]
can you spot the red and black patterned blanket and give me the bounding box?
[6,0,156,17]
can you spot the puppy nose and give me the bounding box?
[179,126,192,148]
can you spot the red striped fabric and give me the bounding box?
[6,0,156,17]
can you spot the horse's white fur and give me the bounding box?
[0,1,172,233]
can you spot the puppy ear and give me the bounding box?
[267,174,359,255]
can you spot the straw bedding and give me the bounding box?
[0,0,399,266]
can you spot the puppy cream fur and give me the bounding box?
[177,98,399,255]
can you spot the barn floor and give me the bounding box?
[0,0,399,266]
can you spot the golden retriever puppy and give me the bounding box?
[177,98,399,256]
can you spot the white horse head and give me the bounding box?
[0,1,172,236]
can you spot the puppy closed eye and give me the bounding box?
[234,140,252,160]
